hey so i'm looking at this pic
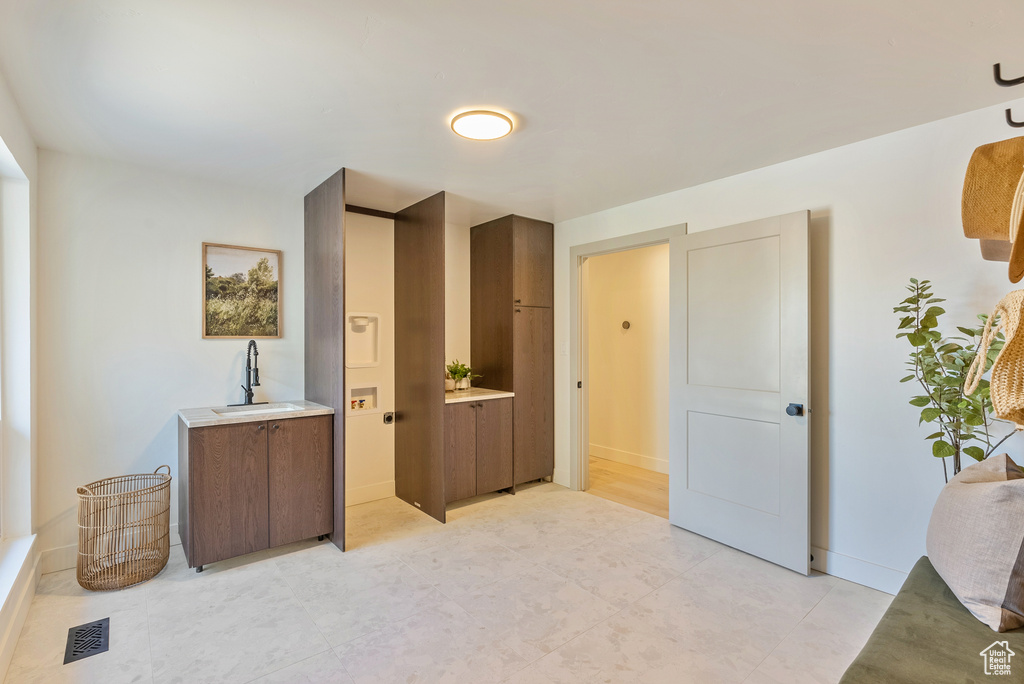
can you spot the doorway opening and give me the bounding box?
[569,223,686,519]
[582,244,670,517]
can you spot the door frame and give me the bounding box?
[568,223,687,492]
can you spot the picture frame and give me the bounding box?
[202,242,282,339]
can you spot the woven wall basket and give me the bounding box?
[76,466,171,591]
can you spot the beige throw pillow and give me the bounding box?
[926,453,1024,632]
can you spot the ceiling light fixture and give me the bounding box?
[450,110,513,140]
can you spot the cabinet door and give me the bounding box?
[268,415,334,547]
[476,398,513,494]
[513,306,555,484]
[445,402,478,503]
[513,217,553,308]
[189,422,270,567]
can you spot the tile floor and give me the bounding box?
[5,483,893,683]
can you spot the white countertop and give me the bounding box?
[445,387,515,404]
[178,400,334,428]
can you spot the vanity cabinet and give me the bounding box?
[178,413,333,570]
[444,397,513,503]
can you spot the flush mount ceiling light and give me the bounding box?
[450,110,513,140]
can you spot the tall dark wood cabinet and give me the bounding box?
[471,215,554,486]
[304,168,346,550]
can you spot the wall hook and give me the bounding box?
[1007,109,1024,128]
[994,63,1024,87]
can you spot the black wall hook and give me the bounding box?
[1007,109,1024,128]
[995,63,1024,87]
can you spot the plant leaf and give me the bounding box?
[964,446,986,461]
[932,440,955,458]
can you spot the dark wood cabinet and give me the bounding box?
[179,413,334,570]
[512,216,554,308]
[471,214,554,486]
[186,421,270,568]
[513,307,554,483]
[475,398,514,494]
[444,398,513,503]
[445,403,478,503]
[268,415,334,547]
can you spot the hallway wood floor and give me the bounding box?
[586,455,669,518]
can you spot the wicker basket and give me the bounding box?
[77,465,171,591]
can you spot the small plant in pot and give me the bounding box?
[446,360,480,391]
[894,278,1014,482]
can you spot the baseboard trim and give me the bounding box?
[811,545,906,595]
[589,444,669,475]
[0,535,39,682]
[42,523,181,575]
[345,480,395,507]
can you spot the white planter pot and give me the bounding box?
[445,377,456,392]
[456,377,471,391]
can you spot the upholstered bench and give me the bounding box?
[840,556,1024,683]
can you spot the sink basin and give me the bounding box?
[212,403,303,417]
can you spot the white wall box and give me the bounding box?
[346,312,380,368]
[347,385,380,415]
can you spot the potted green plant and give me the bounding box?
[895,278,1013,481]
[446,360,480,391]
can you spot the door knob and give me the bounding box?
[786,403,804,417]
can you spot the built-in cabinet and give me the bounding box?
[178,414,334,570]
[471,215,554,486]
[444,396,513,503]
[304,166,556,530]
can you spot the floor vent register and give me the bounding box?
[63,617,109,665]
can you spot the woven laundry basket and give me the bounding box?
[76,466,171,590]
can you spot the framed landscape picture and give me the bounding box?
[203,243,282,339]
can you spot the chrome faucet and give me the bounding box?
[230,340,267,406]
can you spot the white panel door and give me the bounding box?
[669,211,809,574]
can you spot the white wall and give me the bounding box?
[344,212,396,506]
[36,150,303,572]
[445,221,472,366]
[555,97,1024,594]
[587,245,669,474]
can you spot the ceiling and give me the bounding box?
[1,0,1023,224]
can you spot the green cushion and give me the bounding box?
[840,556,1024,683]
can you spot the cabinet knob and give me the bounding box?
[271,424,280,430]
[257,424,266,431]
[515,308,521,313]
[515,299,521,304]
